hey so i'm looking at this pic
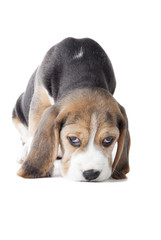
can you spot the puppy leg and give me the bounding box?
[13,83,53,164]
[12,111,29,163]
[18,84,54,177]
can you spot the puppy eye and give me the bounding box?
[68,137,81,147]
[102,137,114,147]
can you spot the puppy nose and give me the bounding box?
[83,169,100,181]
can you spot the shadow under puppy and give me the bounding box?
[12,37,130,181]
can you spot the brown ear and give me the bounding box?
[112,105,130,179]
[17,106,60,178]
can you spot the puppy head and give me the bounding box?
[18,89,129,181]
[58,89,129,181]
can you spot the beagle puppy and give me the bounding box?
[12,37,130,181]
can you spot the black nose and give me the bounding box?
[83,170,100,181]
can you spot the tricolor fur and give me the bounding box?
[12,38,130,181]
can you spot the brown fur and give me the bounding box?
[17,88,130,179]
[29,85,52,137]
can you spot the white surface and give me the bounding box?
[0,0,161,239]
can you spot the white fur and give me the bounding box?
[64,144,112,181]
[17,142,28,164]
[63,114,112,181]
[17,137,33,164]
[44,88,55,105]
[112,142,118,163]
[58,145,63,158]
[16,123,29,144]
[15,122,35,164]
[16,123,28,163]
[52,160,62,177]
[73,47,84,59]
[27,137,33,154]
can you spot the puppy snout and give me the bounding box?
[83,169,100,181]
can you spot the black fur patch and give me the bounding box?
[13,37,116,131]
[23,163,42,178]
[59,116,68,132]
[106,112,114,125]
[14,93,27,126]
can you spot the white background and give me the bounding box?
[0,0,161,239]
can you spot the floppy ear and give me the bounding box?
[17,106,60,178]
[112,104,130,179]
